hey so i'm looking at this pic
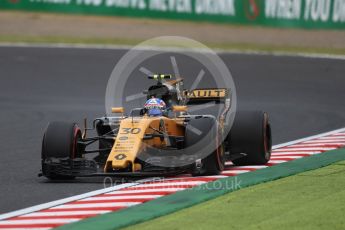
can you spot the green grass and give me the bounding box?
[1,35,345,56]
[123,160,345,230]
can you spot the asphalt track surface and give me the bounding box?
[0,46,344,214]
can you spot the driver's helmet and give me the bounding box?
[144,97,166,116]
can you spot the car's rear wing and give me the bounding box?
[183,88,230,104]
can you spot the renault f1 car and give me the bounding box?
[40,75,272,179]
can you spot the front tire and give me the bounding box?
[185,116,225,176]
[228,111,272,165]
[41,121,82,180]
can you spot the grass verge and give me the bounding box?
[123,160,345,230]
[1,35,345,56]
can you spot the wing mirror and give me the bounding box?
[172,105,187,112]
[111,107,125,114]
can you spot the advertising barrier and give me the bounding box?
[1,0,344,29]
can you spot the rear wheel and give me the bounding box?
[41,121,82,180]
[185,116,225,176]
[228,111,272,165]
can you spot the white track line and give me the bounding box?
[80,195,162,201]
[107,188,185,195]
[1,43,345,60]
[0,178,155,220]
[50,203,140,209]
[224,165,268,169]
[271,152,320,156]
[302,140,345,144]
[329,133,345,136]
[129,181,207,188]
[289,143,345,147]
[171,175,224,181]
[165,175,228,181]
[0,228,50,230]
[272,151,321,154]
[0,219,79,224]
[271,156,303,159]
[267,160,288,164]
[272,128,345,149]
[318,136,345,139]
[0,127,344,222]
[273,147,335,151]
[221,170,251,174]
[23,211,110,217]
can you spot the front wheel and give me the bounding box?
[228,111,272,165]
[184,116,225,176]
[41,121,82,180]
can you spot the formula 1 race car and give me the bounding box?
[40,74,272,179]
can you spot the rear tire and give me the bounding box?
[228,111,272,165]
[185,116,225,176]
[41,121,82,180]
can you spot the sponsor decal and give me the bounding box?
[30,0,71,3]
[114,153,127,160]
[27,0,236,17]
[13,0,343,27]
[119,136,129,141]
[304,0,331,22]
[149,0,192,12]
[265,0,302,20]
[195,0,236,15]
[264,0,345,23]
[245,0,260,20]
[333,0,345,22]
[185,89,228,99]
[144,98,166,110]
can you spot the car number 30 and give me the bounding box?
[120,128,141,135]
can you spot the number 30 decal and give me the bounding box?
[120,128,141,134]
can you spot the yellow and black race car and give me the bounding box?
[40,75,272,179]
